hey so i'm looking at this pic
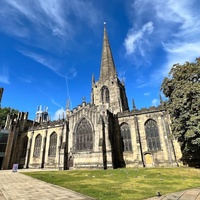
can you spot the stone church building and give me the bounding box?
[1,25,182,170]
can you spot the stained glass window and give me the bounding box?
[49,132,57,156]
[145,119,161,151]
[75,118,93,151]
[120,123,132,151]
[33,134,42,157]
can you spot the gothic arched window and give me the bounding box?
[49,132,57,157]
[33,134,42,157]
[145,119,161,151]
[120,123,132,151]
[75,118,93,151]
[101,86,110,103]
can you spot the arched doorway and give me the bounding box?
[144,153,153,167]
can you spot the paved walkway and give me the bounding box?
[0,169,95,200]
[0,169,200,200]
[145,188,200,200]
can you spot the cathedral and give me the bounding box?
[1,25,182,170]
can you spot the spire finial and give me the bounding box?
[104,22,106,30]
[132,98,136,110]
[159,93,163,106]
[66,99,70,110]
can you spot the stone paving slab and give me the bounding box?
[0,169,95,200]
[145,188,200,200]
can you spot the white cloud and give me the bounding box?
[66,68,78,80]
[0,0,70,41]
[152,99,159,107]
[0,0,100,43]
[125,0,200,87]
[18,48,77,79]
[118,71,126,82]
[0,65,10,84]
[124,21,154,56]
[51,99,65,120]
[144,92,150,96]
[0,0,100,76]
[18,49,60,71]
[51,99,63,108]
[19,76,33,83]
[52,107,65,120]
[0,76,10,84]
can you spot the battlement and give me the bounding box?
[117,105,165,117]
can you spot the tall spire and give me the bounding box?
[92,73,95,86]
[159,93,163,106]
[132,98,136,110]
[99,22,117,81]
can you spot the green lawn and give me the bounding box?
[23,167,200,200]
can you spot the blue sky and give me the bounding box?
[0,0,200,120]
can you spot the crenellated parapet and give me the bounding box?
[69,102,98,116]
[28,119,67,131]
[118,105,165,117]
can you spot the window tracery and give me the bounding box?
[49,132,57,156]
[33,134,42,157]
[120,123,132,151]
[75,118,93,151]
[101,86,110,103]
[145,119,161,151]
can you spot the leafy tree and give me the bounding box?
[161,58,200,166]
[0,107,19,129]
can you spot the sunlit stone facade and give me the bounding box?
[1,26,182,170]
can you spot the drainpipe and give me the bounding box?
[25,130,34,168]
[161,113,172,164]
[134,115,145,167]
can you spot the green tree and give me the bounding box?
[0,107,19,129]
[161,58,200,166]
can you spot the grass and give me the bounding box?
[23,167,200,200]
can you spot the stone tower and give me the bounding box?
[91,23,129,114]
[35,105,49,123]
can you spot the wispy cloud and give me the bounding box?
[124,21,154,56]
[0,0,100,76]
[118,71,126,82]
[125,0,200,87]
[18,76,33,83]
[152,98,159,107]
[18,49,61,71]
[0,0,100,44]
[51,99,63,108]
[18,48,77,79]
[66,68,78,80]
[144,92,150,96]
[0,65,10,84]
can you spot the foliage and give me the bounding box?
[161,58,200,165]
[24,168,200,200]
[0,107,19,128]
